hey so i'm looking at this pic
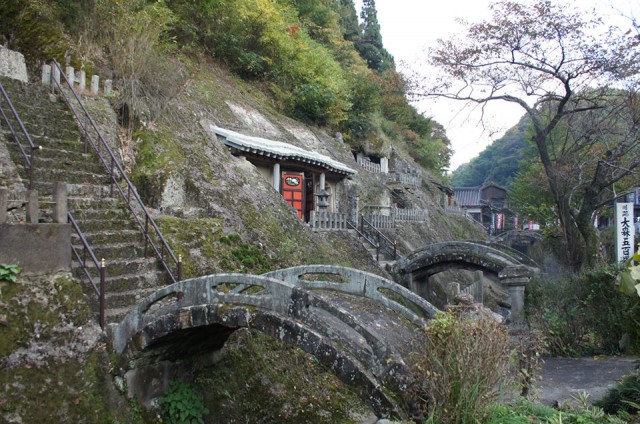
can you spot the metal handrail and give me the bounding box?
[347,220,377,249]
[359,215,397,261]
[69,211,106,329]
[48,59,182,284]
[0,81,39,189]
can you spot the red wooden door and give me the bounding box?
[282,172,305,219]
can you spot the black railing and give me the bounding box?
[69,211,106,329]
[49,59,182,284]
[358,215,397,261]
[0,81,39,190]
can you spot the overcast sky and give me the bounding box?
[355,0,640,171]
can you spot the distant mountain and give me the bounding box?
[450,115,531,187]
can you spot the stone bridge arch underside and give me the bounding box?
[109,265,439,419]
[394,241,538,319]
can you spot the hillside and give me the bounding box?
[0,55,484,424]
[450,114,531,188]
[0,1,488,422]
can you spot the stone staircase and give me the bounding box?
[0,76,166,323]
[348,229,396,269]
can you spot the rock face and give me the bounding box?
[0,47,28,82]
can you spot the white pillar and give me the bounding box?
[41,64,51,85]
[273,163,280,191]
[319,172,326,190]
[104,79,112,95]
[91,75,99,94]
[52,65,61,86]
[380,157,389,174]
[79,70,86,90]
[66,66,74,86]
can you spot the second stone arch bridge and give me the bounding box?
[393,240,539,323]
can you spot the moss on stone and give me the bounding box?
[157,215,275,277]
[0,275,93,357]
[192,329,373,423]
[0,273,132,424]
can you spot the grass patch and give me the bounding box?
[487,397,628,424]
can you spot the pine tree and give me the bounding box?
[356,0,393,71]
[336,0,360,42]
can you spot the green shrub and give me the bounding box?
[407,310,511,423]
[594,373,640,415]
[0,263,21,283]
[160,381,209,424]
[526,265,639,356]
[167,0,351,126]
[0,0,70,71]
[487,397,626,423]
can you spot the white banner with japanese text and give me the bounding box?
[616,202,635,262]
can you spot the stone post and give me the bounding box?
[26,190,39,224]
[0,188,7,223]
[52,65,61,86]
[272,163,280,192]
[474,270,484,303]
[449,281,460,303]
[66,66,74,86]
[380,157,389,174]
[499,265,533,328]
[317,172,329,211]
[104,79,112,95]
[79,70,86,91]
[41,64,51,85]
[91,75,100,95]
[53,182,67,224]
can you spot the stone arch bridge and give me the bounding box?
[394,240,539,323]
[109,265,438,419]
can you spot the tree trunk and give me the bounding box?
[556,195,586,270]
[536,132,587,270]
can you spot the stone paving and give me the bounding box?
[536,356,638,406]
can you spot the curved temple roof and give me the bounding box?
[210,124,357,177]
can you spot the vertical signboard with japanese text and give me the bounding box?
[616,202,635,262]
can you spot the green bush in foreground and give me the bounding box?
[594,373,640,416]
[487,397,627,424]
[526,265,638,356]
[407,310,511,423]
